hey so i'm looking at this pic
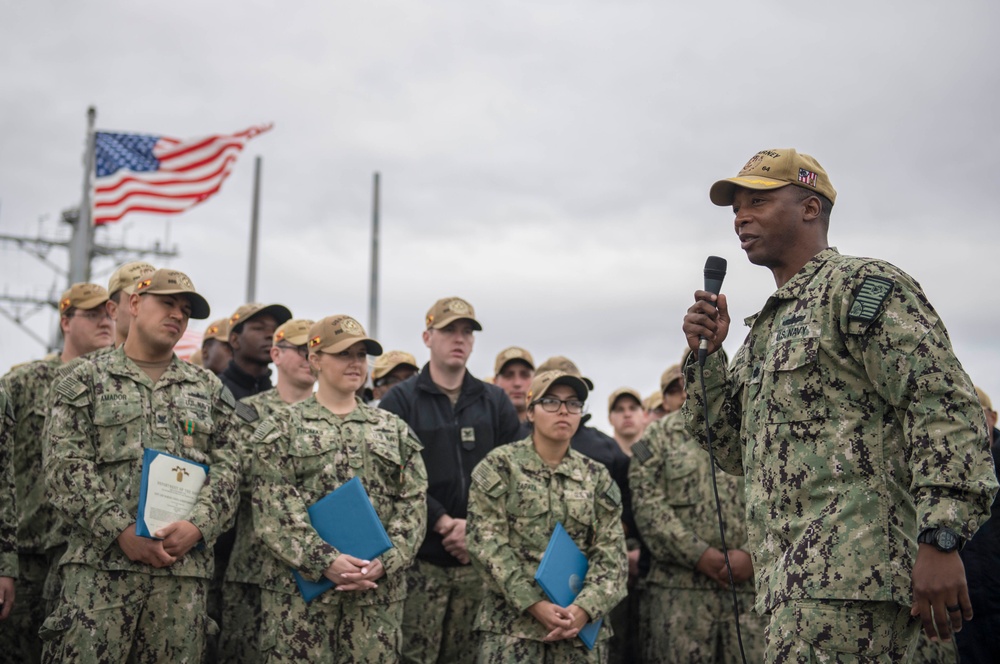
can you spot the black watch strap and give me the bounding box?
[917,527,963,552]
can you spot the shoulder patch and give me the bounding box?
[599,481,622,510]
[471,461,504,495]
[849,276,894,323]
[631,440,653,464]
[235,401,258,423]
[219,385,237,409]
[252,418,278,442]
[55,375,88,402]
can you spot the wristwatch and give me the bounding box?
[917,527,963,553]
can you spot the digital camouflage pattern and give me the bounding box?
[401,559,483,664]
[218,387,292,664]
[467,438,628,651]
[682,248,998,614]
[44,345,246,578]
[0,384,16,578]
[478,632,607,664]
[629,410,764,663]
[251,396,427,660]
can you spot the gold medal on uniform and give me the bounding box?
[183,420,195,447]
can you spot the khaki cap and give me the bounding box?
[59,283,110,313]
[660,364,683,392]
[135,269,210,319]
[108,261,156,297]
[710,148,837,207]
[976,386,993,412]
[273,319,314,347]
[425,297,482,331]
[527,370,589,405]
[494,346,535,376]
[203,318,231,343]
[308,315,383,356]
[608,387,643,413]
[536,356,595,390]
[229,303,293,331]
[643,391,664,411]
[373,350,419,380]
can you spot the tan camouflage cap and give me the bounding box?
[527,370,589,405]
[536,356,595,390]
[710,148,837,207]
[976,386,993,412]
[59,283,110,313]
[203,318,231,343]
[425,297,482,331]
[273,319,314,347]
[135,268,210,319]
[643,391,664,412]
[494,346,535,376]
[372,350,419,380]
[229,302,293,330]
[660,364,683,392]
[308,315,383,356]
[607,387,643,413]
[107,261,156,297]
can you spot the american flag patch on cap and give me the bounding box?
[798,168,817,187]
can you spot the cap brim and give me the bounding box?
[316,337,384,356]
[373,361,419,380]
[546,374,589,402]
[246,304,293,326]
[145,290,210,319]
[74,295,110,311]
[497,357,535,375]
[710,176,791,206]
[431,315,483,331]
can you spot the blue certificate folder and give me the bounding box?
[534,522,603,650]
[136,448,210,539]
[291,476,393,602]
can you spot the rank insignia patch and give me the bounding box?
[849,276,894,322]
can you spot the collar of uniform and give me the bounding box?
[744,247,841,328]
[222,360,273,392]
[519,438,585,478]
[415,363,485,402]
[109,345,188,387]
[300,394,378,424]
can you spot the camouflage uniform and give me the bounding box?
[467,438,628,663]
[629,411,765,663]
[682,249,998,662]
[1,384,17,584]
[0,356,63,663]
[217,387,292,664]
[252,396,427,663]
[41,346,247,663]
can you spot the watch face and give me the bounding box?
[938,530,959,550]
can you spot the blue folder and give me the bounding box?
[534,522,603,650]
[291,476,394,602]
[136,448,210,539]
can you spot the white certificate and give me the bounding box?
[136,448,209,538]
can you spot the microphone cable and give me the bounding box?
[697,352,749,664]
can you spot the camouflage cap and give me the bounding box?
[976,386,993,412]
[203,318,231,343]
[308,315,383,356]
[527,370,589,405]
[607,387,643,413]
[107,261,156,297]
[425,297,482,331]
[494,346,535,376]
[372,350,419,380]
[135,268,211,319]
[660,363,683,392]
[710,148,837,207]
[643,391,664,412]
[229,302,293,331]
[273,318,314,347]
[59,283,110,313]
[536,355,595,390]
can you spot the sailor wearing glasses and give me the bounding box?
[467,370,628,663]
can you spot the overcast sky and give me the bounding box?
[2,1,998,432]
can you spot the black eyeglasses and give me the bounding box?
[533,396,585,414]
[276,343,309,359]
[67,309,112,322]
[374,375,406,388]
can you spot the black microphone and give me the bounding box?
[699,256,727,365]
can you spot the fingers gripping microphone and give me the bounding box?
[699,256,728,366]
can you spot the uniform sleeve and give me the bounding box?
[44,366,134,550]
[842,264,998,540]
[629,424,711,569]
[184,386,247,547]
[379,420,428,576]
[682,348,746,476]
[251,416,339,581]
[573,467,628,621]
[467,453,545,613]
[0,389,18,578]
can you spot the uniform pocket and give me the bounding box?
[793,601,893,655]
[38,602,78,642]
[663,453,702,507]
[93,402,145,463]
[762,336,828,424]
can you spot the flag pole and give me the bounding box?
[368,171,380,340]
[246,155,262,302]
[68,106,97,285]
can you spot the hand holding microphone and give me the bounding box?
[683,256,730,365]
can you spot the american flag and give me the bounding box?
[92,123,272,225]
